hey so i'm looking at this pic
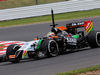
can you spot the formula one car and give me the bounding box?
[6,10,100,63]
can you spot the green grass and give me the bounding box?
[0,9,100,27]
[0,0,65,9]
[54,65,100,75]
[0,45,5,50]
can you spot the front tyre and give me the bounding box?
[41,39,59,57]
[6,44,21,63]
[87,30,100,48]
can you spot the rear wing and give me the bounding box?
[66,21,94,33]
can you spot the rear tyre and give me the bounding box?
[87,30,100,48]
[6,44,21,63]
[41,39,59,57]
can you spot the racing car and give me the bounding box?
[6,10,100,63]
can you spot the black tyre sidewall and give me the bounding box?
[6,44,20,63]
[48,40,59,56]
[87,30,100,48]
[41,39,59,57]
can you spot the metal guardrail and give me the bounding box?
[0,0,100,21]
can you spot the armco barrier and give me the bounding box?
[0,0,100,21]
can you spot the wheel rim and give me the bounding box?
[48,40,58,56]
[97,32,100,45]
[96,32,100,46]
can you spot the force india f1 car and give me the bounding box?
[6,10,100,63]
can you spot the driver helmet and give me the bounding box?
[47,32,55,39]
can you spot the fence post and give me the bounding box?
[36,0,38,5]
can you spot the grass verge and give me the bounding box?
[0,44,5,50]
[0,9,100,27]
[0,0,65,9]
[54,65,100,75]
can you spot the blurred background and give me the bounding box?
[0,0,70,9]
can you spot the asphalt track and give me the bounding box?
[0,17,100,75]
